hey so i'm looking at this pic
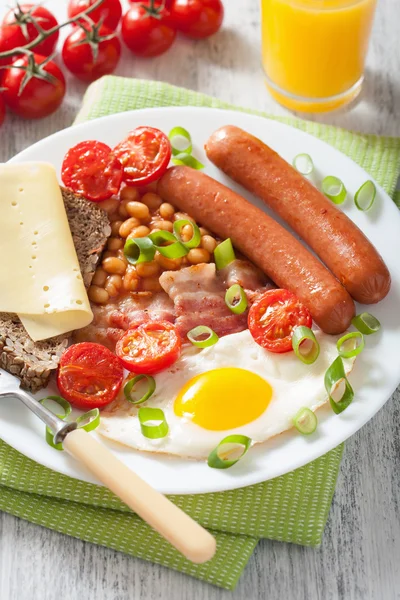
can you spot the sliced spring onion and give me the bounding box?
[138,407,169,439]
[124,374,156,405]
[207,434,252,469]
[225,284,248,315]
[214,238,235,270]
[337,331,365,358]
[75,408,101,433]
[351,312,381,335]
[324,356,354,414]
[149,230,188,259]
[173,218,201,249]
[187,325,219,348]
[172,153,205,170]
[354,180,376,211]
[292,326,320,365]
[293,407,317,435]
[39,395,72,451]
[168,126,192,156]
[293,153,314,175]
[322,176,347,204]
[124,237,155,265]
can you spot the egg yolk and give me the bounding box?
[174,368,272,431]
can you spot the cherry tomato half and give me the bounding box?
[57,342,124,410]
[170,0,224,39]
[62,141,123,202]
[121,3,176,58]
[3,4,59,57]
[116,321,181,374]
[248,289,312,353]
[113,127,172,187]
[67,0,122,31]
[62,24,121,83]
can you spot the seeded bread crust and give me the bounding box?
[0,188,111,392]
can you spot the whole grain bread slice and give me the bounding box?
[0,188,111,393]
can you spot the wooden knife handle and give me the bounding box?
[63,428,216,564]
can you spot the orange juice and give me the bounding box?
[261,0,377,112]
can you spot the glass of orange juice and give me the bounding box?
[261,0,377,112]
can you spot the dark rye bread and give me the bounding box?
[0,188,111,392]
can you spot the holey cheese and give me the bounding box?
[0,162,93,341]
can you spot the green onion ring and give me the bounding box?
[173,218,201,249]
[39,396,72,451]
[293,153,314,175]
[214,238,236,270]
[354,180,376,211]
[187,325,219,348]
[124,237,155,265]
[322,176,347,204]
[225,284,248,315]
[293,407,317,435]
[292,326,320,364]
[75,408,101,433]
[351,312,381,335]
[138,407,169,439]
[124,375,156,405]
[337,331,365,358]
[207,434,252,469]
[149,230,188,259]
[172,153,205,170]
[168,126,193,156]
[324,356,354,414]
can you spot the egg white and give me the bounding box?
[99,329,356,459]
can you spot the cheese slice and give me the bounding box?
[0,162,93,341]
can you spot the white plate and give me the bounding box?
[2,107,400,495]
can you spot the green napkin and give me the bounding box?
[1,77,399,591]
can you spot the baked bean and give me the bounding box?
[187,248,211,265]
[139,181,158,195]
[119,217,141,238]
[105,274,123,297]
[136,260,161,278]
[102,250,115,260]
[102,256,127,275]
[107,237,124,251]
[142,276,162,292]
[98,198,119,214]
[201,235,217,253]
[174,212,194,223]
[88,285,109,304]
[118,199,131,218]
[151,220,173,232]
[111,220,124,236]
[126,201,150,221]
[180,223,193,242]
[92,267,107,287]
[123,266,140,291]
[120,186,140,203]
[155,252,182,271]
[159,202,175,220]
[141,192,162,211]
[109,212,122,222]
[128,225,151,239]
[199,227,210,236]
[117,249,128,265]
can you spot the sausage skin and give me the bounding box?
[205,125,391,305]
[157,166,355,334]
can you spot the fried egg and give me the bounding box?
[99,329,356,459]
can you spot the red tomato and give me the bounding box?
[3,4,59,57]
[0,25,21,68]
[62,141,123,202]
[57,343,124,410]
[2,54,66,119]
[67,0,122,31]
[0,95,5,126]
[170,0,223,39]
[121,3,176,58]
[62,24,121,83]
[248,289,312,353]
[113,127,172,187]
[116,321,181,374]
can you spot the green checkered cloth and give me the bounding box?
[1,77,400,591]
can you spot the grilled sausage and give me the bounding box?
[205,125,391,305]
[157,166,355,334]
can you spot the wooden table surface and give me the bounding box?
[0,1,399,598]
